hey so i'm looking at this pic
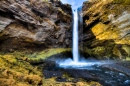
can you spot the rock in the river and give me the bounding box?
[0,0,72,52]
[82,0,130,59]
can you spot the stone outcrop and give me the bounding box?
[82,0,130,59]
[0,0,72,52]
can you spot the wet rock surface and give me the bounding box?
[42,59,130,86]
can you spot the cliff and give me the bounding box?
[0,0,72,52]
[0,0,73,85]
[82,0,130,59]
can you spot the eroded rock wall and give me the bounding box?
[82,0,130,59]
[0,0,72,52]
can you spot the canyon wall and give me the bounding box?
[82,0,130,59]
[0,0,72,52]
[0,1,72,85]
[0,0,130,59]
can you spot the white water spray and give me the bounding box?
[72,8,79,62]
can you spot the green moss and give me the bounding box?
[113,45,123,59]
[122,45,130,56]
[84,46,110,59]
[124,0,130,4]
[126,57,130,60]
[0,54,43,86]
[83,39,117,59]
[2,55,17,63]
[27,48,71,62]
[3,48,71,63]
[85,47,106,58]
[122,45,130,60]
[92,23,108,36]
[93,47,105,56]
[43,78,101,86]
[113,0,130,5]
[113,0,125,4]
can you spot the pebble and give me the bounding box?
[124,80,130,84]
[119,73,125,76]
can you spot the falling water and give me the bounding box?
[72,8,79,62]
[58,0,94,67]
[60,0,86,63]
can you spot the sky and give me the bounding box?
[61,0,87,9]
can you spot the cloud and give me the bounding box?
[61,0,75,5]
[61,0,87,9]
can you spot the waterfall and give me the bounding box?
[58,0,90,67]
[60,1,86,63]
[72,8,79,62]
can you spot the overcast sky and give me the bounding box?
[61,0,87,9]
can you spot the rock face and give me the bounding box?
[1,0,130,60]
[82,0,130,59]
[0,0,72,52]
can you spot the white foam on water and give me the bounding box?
[57,58,115,69]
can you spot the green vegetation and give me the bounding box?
[0,54,43,86]
[113,0,130,5]
[84,46,112,59]
[0,48,102,86]
[4,48,71,63]
[27,48,71,63]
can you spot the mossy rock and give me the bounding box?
[6,48,71,63]
[83,39,117,59]
[0,49,102,86]
[27,48,71,63]
[92,22,108,36]
[122,45,130,60]
[113,0,130,5]
[126,57,130,60]
[1,48,71,64]
[0,54,43,86]
[84,46,113,59]
[43,78,101,86]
